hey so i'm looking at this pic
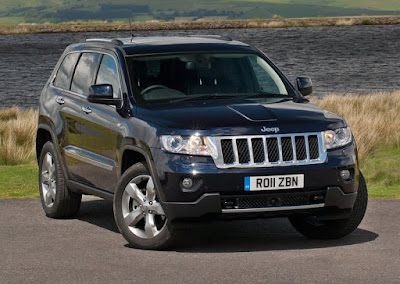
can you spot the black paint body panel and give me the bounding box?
[37,36,359,221]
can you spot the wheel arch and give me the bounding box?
[36,124,58,164]
[121,145,166,202]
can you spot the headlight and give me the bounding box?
[324,127,352,149]
[161,135,218,158]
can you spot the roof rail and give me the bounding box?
[85,38,124,45]
[187,35,232,41]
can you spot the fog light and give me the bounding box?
[182,178,193,189]
[340,170,351,180]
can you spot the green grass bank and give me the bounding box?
[0,15,399,35]
[0,92,399,199]
[0,144,398,199]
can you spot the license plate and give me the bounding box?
[244,174,304,191]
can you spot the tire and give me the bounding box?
[113,162,176,250]
[38,141,82,218]
[289,172,368,239]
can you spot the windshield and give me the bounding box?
[128,53,290,102]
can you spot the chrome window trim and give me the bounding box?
[211,132,327,169]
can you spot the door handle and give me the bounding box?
[82,106,92,114]
[56,97,65,105]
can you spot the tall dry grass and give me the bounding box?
[0,107,38,165]
[310,91,400,160]
[0,92,398,165]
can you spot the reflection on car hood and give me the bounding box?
[137,100,345,135]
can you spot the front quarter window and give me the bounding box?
[96,54,121,98]
[248,56,288,95]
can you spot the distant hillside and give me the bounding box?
[0,0,399,24]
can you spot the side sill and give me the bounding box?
[66,180,114,201]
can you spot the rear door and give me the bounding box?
[50,52,83,180]
[60,52,102,183]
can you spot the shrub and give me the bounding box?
[0,107,37,165]
[310,91,400,160]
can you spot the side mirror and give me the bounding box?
[88,84,122,107]
[296,77,313,96]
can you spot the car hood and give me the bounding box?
[136,100,346,135]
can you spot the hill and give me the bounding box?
[0,0,399,24]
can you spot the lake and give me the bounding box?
[0,24,399,108]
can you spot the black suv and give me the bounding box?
[36,35,367,249]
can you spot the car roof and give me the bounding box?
[79,35,257,55]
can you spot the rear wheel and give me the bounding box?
[113,162,176,250]
[289,172,368,239]
[38,141,81,218]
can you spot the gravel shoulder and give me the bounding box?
[0,198,399,283]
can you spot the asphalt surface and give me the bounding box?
[0,198,399,283]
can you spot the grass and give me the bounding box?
[0,15,400,35]
[361,144,400,199]
[309,92,400,160]
[0,106,37,165]
[0,162,38,198]
[0,91,399,199]
[1,0,400,25]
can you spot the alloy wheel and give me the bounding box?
[122,175,166,239]
[41,152,56,207]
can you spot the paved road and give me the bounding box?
[0,198,399,283]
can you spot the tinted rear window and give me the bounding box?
[54,53,79,90]
[71,53,101,95]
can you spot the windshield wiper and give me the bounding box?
[242,92,292,99]
[170,94,238,103]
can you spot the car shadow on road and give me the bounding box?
[77,199,378,253]
[77,198,119,234]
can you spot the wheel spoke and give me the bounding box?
[125,183,145,204]
[45,153,52,172]
[49,182,56,199]
[42,171,50,182]
[42,178,49,186]
[124,209,144,227]
[148,202,165,216]
[144,214,158,238]
[146,177,156,201]
[45,190,52,205]
[49,163,56,176]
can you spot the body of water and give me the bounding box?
[0,25,399,108]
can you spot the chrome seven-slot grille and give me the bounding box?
[213,132,326,169]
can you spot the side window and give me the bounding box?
[71,52,101,96]
[54,53,79,89]
[96,54,121,98]
[248,56,280,94]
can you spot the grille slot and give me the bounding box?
[251,138,265,163]
[308,135,319,160]
[221,139,234,164]
[236,139,250,164]
[214,132,325,169]
[281,137,293,161]
[295,136,307,160]
[266,138,279,162]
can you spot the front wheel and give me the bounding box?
[289,172,368,239]
[113,162,176,250]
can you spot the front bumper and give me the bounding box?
[161,187,357,221]
[152,143,359,221]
